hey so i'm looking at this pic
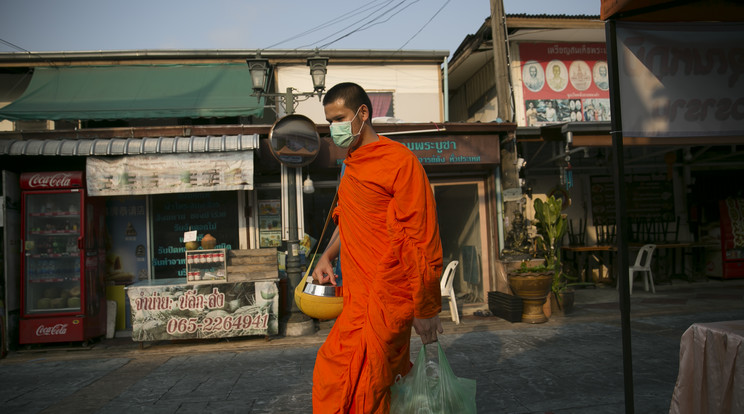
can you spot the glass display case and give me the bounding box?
[185,248,227,284]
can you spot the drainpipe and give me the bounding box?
[443,56,449,122]
[495,167,505,254]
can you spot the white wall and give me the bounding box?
[277,64,442,124]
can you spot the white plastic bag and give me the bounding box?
[390,342,477,414]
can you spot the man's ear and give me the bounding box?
[359,104,370,123]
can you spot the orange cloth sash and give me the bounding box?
[312,136,443,413]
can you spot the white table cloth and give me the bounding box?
[670,320,744,414]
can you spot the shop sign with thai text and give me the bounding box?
[126,279,278,341]
[616,22,744,138]
[86,152,254,196]
[150,191,238,279]
[333,135,499,166]
[518,42,610,127]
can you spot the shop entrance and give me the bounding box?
[432,180,490,305]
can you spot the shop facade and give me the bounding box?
[0,133,286,342]
[0,47,518,350]
[447,12,744,285]
[0,118,513,344]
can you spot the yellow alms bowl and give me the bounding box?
[294,279,343,320]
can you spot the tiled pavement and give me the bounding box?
[1,278,743,413]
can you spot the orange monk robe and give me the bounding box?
[312,136,443,413]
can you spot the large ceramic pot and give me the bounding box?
[508,273,553,323]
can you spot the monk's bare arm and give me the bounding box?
[412,315,443,344]
[312,227,341,285]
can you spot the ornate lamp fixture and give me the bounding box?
[246,50,329,114]
[246,53,270,95]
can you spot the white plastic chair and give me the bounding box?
[440,260,460,324]
[629,244,656,295]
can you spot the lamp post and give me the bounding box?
[248,52,327,334]
[247,51,328,115]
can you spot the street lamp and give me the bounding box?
[246,51,329,114]
[247,53,270,94]
[248,51,326,335]
[307,55,329,95]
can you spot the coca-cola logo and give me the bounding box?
[27,173,73,188]
[36,323,68,336]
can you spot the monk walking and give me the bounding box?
[311,82,444,413]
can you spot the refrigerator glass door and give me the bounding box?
[23,191,83,315]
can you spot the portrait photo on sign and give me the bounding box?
[522,60,545,92]
[546,60,568,92]
[593,61,609,91]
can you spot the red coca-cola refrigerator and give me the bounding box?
[19,171,107,344]
[705,198,744,279]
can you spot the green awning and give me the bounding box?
[0,64,265,121]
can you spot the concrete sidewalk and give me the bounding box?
[2,278,743,413]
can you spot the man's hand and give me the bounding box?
[412,315,443,345]
[311,227,341,285]
[311,254,338,285]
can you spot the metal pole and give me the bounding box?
[606,19,635,413]
[284,87,295,115]
[285,167,302,315]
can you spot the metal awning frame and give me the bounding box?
[0,134,260,156]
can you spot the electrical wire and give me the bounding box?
[311,0,419,50]
[262,0,397,50]
[0,38,29,53]
[258,0,418,68]
[297,1,404,50]
[257,0,403,68]
[396,0,451,50]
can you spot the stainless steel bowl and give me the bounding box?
[303,280,343,297]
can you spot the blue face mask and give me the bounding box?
[330,107,363,148]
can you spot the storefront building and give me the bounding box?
[0,49,513,349]
[448,12,744,285]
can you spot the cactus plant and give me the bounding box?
[533,195,570,297]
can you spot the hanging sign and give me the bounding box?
[518,42,610,126]
[326,135,500,167]
[86,152,254,196]
[616,22,744,138]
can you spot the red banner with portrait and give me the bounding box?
[519,42,611,126]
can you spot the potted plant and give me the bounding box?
[533,195,574,315]
[507,260,553,324]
